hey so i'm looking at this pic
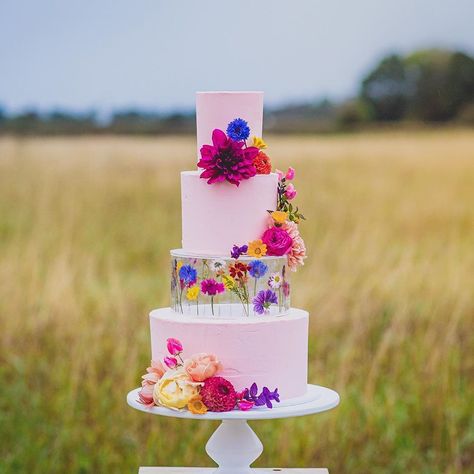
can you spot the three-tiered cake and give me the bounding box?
[138,92,308,413]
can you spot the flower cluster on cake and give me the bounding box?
[198,117,306,271]
[138,338,280,414]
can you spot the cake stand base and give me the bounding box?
[205,420,263,473]
[127,384,339,473]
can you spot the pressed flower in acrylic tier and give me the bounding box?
[198,129,258,186]
[186,286,199,301]
[201,278,225,316]
[179,264,197,286]
[210,259,226,274]
[248,259,268,296]
[229,262,249,281]
[226,118,250,142]
[253,289,278,315]
[247,239,267,258]
[268,272,282,289]
[222,273,250,316]
[177,264,197,313]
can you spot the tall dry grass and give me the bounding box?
[0,130,473,473]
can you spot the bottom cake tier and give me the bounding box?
[149,308,309,400]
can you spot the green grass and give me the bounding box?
[0,130,473,473]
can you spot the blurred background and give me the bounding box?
[0,1,473,473]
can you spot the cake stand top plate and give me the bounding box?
[127,384,339,421]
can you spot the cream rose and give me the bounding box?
[184,353,222,382]
[153,368,201,410]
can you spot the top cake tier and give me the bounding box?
[196,91,263,160]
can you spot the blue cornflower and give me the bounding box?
[179,264,197,287]
[248,260,268,279]
[226,118,250,141]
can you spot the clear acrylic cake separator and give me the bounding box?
[127,384,340,473]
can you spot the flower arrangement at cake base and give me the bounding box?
[138,338,280,413]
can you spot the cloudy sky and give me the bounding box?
[1,0,473,113]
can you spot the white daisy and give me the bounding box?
[210,259,227,273]
[268,272,283,289]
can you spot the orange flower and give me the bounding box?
[253,151,272,174]
[188,395,208,415]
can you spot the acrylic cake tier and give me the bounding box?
[150,307,309,400]
[170,250,291,317]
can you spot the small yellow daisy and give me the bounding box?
[186,286,200,301]
[247,239,267,258]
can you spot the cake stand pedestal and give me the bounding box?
[127,384,339,474]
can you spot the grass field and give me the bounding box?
[0,130,473,473]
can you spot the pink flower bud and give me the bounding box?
[238,400,255,411]
[285,167,295,180]
[285,183,297,200]
[166,338,183,355]
[164,356,178,369]
[275,169,284,181]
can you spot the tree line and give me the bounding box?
[1,48,472,136]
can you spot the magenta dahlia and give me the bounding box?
[200,376,237,412]
[198,129,259,186]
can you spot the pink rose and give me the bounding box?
[164,356,178,369]
[285,183,297,200]
[283,220,307,271]
[138,383,155,407]
[261,227,293,256]
[184,353,222,382]
[285,167,295,180]
[167,338,183,355]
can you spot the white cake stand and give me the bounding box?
[127,384,339,474]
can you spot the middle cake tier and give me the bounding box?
[181,170,278,255]
[171,250,291,317]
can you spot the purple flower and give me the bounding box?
[198,129,258,186]
[226,118,250,141]
[231,244,248,259]
[201,278,225,296]
[248,260,268,279]
[244,382,280,409]
[253,289,278,314]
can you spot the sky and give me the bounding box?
[1,0,473,114]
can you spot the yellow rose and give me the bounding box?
[186,286,200,301]
[153,368,201,410]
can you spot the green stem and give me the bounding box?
[211,296,214,316]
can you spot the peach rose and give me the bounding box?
[184,353,222,382]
